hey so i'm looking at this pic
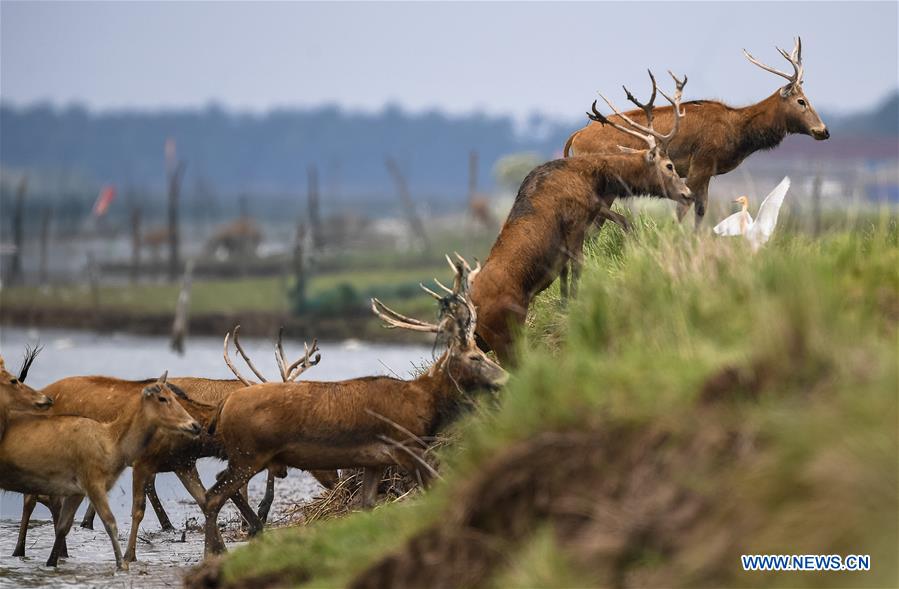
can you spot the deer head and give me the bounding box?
[0,348,52,412]
[588,70,693,204]
[372,253,508,391]
[139,372,201,436]
[744,37,829,140]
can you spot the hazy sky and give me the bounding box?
[2,1,897,119]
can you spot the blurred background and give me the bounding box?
[1,0,897,342]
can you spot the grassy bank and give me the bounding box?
[192,213,898,589]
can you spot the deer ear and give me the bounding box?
[142,385,160,398]
[780,84,795,98]
[167,383,189,400]
[644,150,657,163]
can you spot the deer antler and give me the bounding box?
[223,325,264,386]
[588,69,687,153]
[371,298,443,332]
[17,343,42,382]
[743,37,803,90]
[371,252,480,343]
[224,325,321,386]
[451,253,481,343]
[275,327,321,382]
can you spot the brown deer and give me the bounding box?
[472,73,692,363]
[0,351,53,439]
[12,334,333,563]
[0,372,200,570]
[564,37,828,229]
[201,256,507,555]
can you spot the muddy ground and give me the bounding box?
[0,463,324,588]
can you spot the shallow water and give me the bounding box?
[0,327,433,588]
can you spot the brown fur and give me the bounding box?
[202,338,507,555]
[0,378,199,570]
[0,354,53,442]
[13,375,336,562]
[472,153,690,362]
[565,88,828,227]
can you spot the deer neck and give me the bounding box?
[592,156,655,200]
[733,92,788,156]
[106,404,158,467]
[0,405,8,442]
[417,356,470,437]
[181,397,218,427]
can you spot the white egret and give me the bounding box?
[713,177,790,251]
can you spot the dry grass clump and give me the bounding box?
[281,468,419,525]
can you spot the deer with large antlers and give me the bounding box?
[0,372,201,570]
[201,255,507,555]
[12,330,333,563]
[564,37,829,229]
[472,73,692,362]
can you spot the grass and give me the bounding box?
[200,209,898,589]
[0,264,455,317]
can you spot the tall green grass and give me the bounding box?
[214,211,898,588]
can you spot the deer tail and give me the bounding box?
[563,132,576,158]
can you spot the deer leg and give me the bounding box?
[395,451,433,489]
[256,469,277,524]
[175,464,209,510]
[231,488,264,536]
[46,497,69,558]
[681,168,711,230]
[46,495,81,568]
[203,465,257,556]
[214,465,259,532]
[125,464,152,562]
[145,476,175,531]
[85,483,127,571]
[361,467,382,509]
[13,494,38,557]
[309,469,338,490]
[693,187,709,231]
[599,208,631,232]
[570,247,585,300]
[79,502,96,529]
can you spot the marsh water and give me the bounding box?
[0,327,432,588]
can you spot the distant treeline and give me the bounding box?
[0,91,896,207]
[0,103,570,200]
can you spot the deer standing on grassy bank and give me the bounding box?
[564,38,828,229]
[0,373,200,570]
[201,256,507,555]
[472,73,692,363]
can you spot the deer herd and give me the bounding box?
[0,37,827,570]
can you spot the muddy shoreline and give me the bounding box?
[0,467,326,589]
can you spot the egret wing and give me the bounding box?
[748,176,790,244]
[713,210,753,236]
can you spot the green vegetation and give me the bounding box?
[206,212,897,588]
[1,232,496,328]
[1,264,454,318]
